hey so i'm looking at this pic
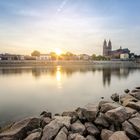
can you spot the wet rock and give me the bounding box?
[108,131,130,140]
[85,122,100,136]
[101,129,113,140]
[86,135,96,140]
[0,117,40,140]
[122,121,140,139]
[24,131,41,140]
[130,91,140,100]
[71,120,85,135]
[40,111,52,118]
[124,89,130,94]
[129,117,140,133]
[105,107,129,123]
[83,104,99,121]
[41,117,51,128]
[62,111,78,123]
[111,93,119,102]
[54,127,68,140]
[126,101,140,111]
[41,119,63,140]
[100,102,120,113]
[120,94,138,106]
[94,113,109,128]
[54,116,71,129]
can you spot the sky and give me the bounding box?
[0,0,140,55]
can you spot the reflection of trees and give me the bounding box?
[0,66,140,86]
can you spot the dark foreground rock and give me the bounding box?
[0,86,140,140]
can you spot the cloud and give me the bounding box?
[57,0,69,13]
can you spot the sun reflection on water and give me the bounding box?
[56,66,62,89]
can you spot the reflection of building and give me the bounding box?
[103,40,130,59]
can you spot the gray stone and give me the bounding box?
[54,127,68,140]
[129,117,140,133]
[41,119,63,140]
[126,101,140,111]
[68,133,86,140]
[54,116,71,129]
[130,91,140,100]
[62,111,78,123]
[108,131,130,140]
[40,111,52,118]
[105,107,129,123]
[85,122,100,136]
[100,103,120,113]
[98,101,112,109]
[86,135,96,140]
[71,120,85,135]
[83,104,99,121]
[24,132,41,140]
[120,94,138,106]
[0,117,40,140]
[94,113,109,128]
[111,93,119,102]
[125,107,137,117]
[41,117,51,128]
[101,129,113,140]
[75,108,87,121]
[124,89,130,94]
[122,121,140,139]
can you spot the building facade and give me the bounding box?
[103,40,130,59]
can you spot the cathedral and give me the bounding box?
[103,39,130,59]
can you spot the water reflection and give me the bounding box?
[56,66,62,89]
[0,65,140,87]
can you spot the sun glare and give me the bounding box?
[55,48,62,56]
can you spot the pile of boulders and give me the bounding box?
[0,87,140,140]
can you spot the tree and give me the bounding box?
[31,50,40,57]
[91,54,96,60]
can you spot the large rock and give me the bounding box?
[105,107,130,123]
[62,111,78,123]
[71,120,85,135]
[54,116,71,129]
[24,131,41,140]
[40,111,52,118]
[40,117,52,128]
[94,113,109,128]
[108,131,130,140]
[85,122,100,136]
[75,108,86,122]
[111,93,119,102]
[86,135,96,140]
[126,101,140,111]
[120,94,138,106]
[41,119,63,140]
[101,129,113,140]
[83,104,99,121]
[130,91,140,100]
[125,107,137,117]
[74,135,86,140]
[54,127,68,140]
[100,103,120,113]
[122,121,140,139]
[129,117,140,133]
[0,117,40,140]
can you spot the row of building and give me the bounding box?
[0,53,91,61]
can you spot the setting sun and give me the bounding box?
[55,48,62,56]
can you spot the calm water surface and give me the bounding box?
[0,65,140,125]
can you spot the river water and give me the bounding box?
[0,64,140,125]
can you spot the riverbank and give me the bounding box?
[0,60,139,67]
[0,87,140,140]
